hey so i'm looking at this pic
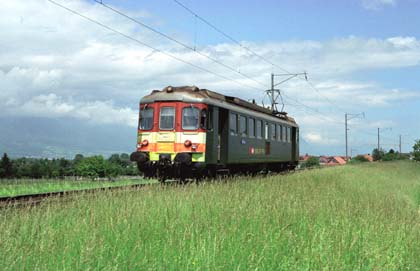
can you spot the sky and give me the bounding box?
[1,0,420,156]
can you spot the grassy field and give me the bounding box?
[0,178,152,197]
[1,161,419,270]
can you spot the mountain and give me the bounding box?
[0,117,137,158]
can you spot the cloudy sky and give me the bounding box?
[1,0,420,156]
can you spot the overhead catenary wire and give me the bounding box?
[94,0,268,89]
[46,0,264,92]
[173,0,291,74]
[282,93,344,125]
[173,0,345,113]
[46,0,347,129]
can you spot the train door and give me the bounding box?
[291,127,297,162]
[204,106,218,164]
[218,108,229,164]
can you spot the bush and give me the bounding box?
[301,156,320,169]
[382,152,398,161]
[350,155,369,163]
[413,140,420,162]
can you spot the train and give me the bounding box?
[130,86,299,181]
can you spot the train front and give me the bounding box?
[130,86,208,181]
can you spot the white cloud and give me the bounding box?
[361,0,396,10]
[303,132,339,145]
[0,0,419,151]
[4,93,138,127]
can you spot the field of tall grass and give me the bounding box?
[1,161,419,270]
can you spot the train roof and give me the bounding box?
[140,86,298,127]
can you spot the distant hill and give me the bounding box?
[0,117,137,159]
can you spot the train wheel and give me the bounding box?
[157,168,166,183]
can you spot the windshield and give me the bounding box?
[159,107,175,130]
[182,107,199,130]
[139,107,153,130]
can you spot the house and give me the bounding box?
[363,154,373,162]
[319,155,347,166]
[299,154,311,162]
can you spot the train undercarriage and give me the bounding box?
[131,151,297,182]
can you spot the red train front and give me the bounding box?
[130,86,208,181]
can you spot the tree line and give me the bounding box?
[0,153,138,180]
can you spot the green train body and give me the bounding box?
[130,86,299,181]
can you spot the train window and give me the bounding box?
[230,113,238,135]
[139,107,154,130]
[159,107,175,130]
[287,127,291,143]
[282,126,287,142]
[265,123,269,140]
[256,120,262,138]
[271,123,276,140]
[182,107,199,130]
[239,115,247,136]
[276,125,281,141]
[248,118,255,137]
[297,128,299,143]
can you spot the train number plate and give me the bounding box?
[157,133,175,142]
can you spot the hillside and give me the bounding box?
[0,117,137,158]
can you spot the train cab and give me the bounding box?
[130,87,209,180]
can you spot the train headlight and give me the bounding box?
[184,140,192,147]
[141,139,149,146]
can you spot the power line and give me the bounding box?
[173,0,291,74]
[47,0,405,152]
[173,0,345,113]
[305,80,345,112]
[46,0,263,92]
[282,94,344,125]
[94,0,268,89]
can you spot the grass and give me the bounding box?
[0,178,152,197]
[1,161,419,270]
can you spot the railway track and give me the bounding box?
[0,168,307,208]
[0,182,153,208]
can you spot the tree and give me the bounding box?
[75,156,106,180]
[0,153,14,179]
[73,154,84,164]
[104,162,122,181]
[108,154,122,165]
[372,148,385,161]
[413,140,420,162]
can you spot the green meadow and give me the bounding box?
[1,161,419,270]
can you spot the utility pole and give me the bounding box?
[377,127,392,150]
[399,134,402,154]
[270,73,275,111]
[345,112,364,160]
[267,72,307,113]
[345,113,348,160]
